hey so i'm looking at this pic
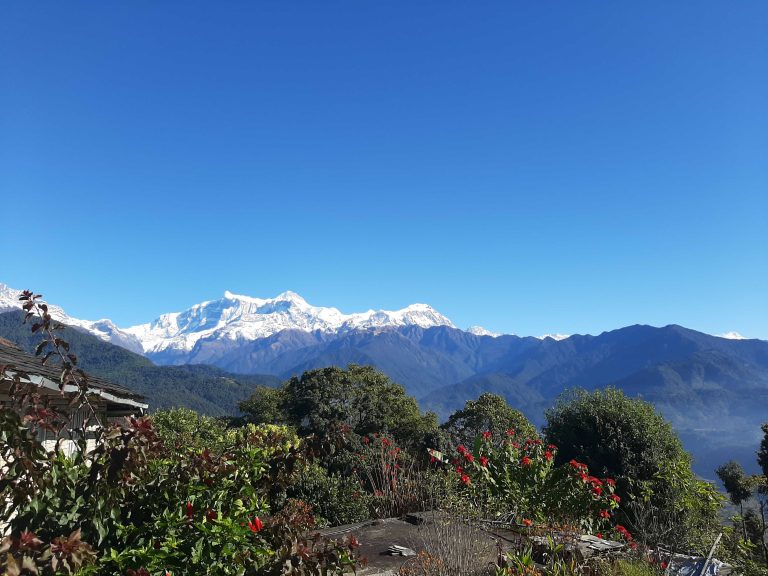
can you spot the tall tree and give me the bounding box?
[544,387,722,550]
[716,460,752,540]
[240,365,437,448]
[758,423,768,478]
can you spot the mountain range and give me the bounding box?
[1,282,765,477]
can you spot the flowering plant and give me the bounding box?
[432,430,623,533]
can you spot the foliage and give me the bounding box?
[717,460,754,507]
[717,423,768,570]
[543,388,719,549]
[152,407,230,455]
[354,433,442,519]
[0,292,361,576]
[286,462,371,527]
[434,430,623,536]
[441,393,538,449]
[624,457,723,553]
[241,364,439,449]
[238,384,287,425]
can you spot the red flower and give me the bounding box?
[185,501,194,520]
[482,431,492,440]
[599,510,611,519]
[429,455,437,463]
[460,474,471,485]
[611,494,621,503]
[605,478,616,487]
[547,444,557,450]
[506,428,515,436]
[569,459,580,468]
[593,486,603,497]
[661,563,667,570]
[544,451,553,461]
[512,442,520,449]
[206,509,218,521]
[247,517,264,533]
[362,436,370,444]
[464,453,474,463]
[455,466,463,474]
[522,518,533,527]
[596,533,603,539]
[457,444,467,454]
[521,456,532,466]
[479,456,489,467]
[381,438,391,447]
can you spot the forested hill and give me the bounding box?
[0,311,279,415]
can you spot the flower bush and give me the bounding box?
[433,430,622,533]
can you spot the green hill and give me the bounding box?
[0,311,279,415]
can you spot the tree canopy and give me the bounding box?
[441,392,538,447]
[543,387,721,550]
[759,422,768,478]
[239,364,437,448]
[716,460,753,508]
[544,387,689,483]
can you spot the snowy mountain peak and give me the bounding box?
[719,331,747,340]
[116,291,457,355]
[538,333,571,341]
[467,326,502,337]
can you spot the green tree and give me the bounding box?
[240,365,438,449]
[759,423,768,478]
[151,407,229,454]
[543,387,721,550]
[441,392,538,448]
[238,385,287,425]
[717,460,753,539]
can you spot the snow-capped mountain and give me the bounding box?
[122,290,456,356]
[537,333,571,341]
[0,283,144,352]
[0,283,455,355]
[719,331,748,340]
[466,326,501,337]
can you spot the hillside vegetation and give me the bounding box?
[0,310,279,414]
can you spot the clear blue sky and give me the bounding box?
[1,2,766,338]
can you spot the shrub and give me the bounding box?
[441,392,538,449]
[152,406,229,455]
[286,463,371,527]
[543,387,722,550]
[433,429,624,536]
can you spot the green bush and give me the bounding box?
[544,387,722,550]
[152,407,229,455]
[286,463,371,527]
[0,412,361,575]
[433,429,624,537]
[441,392,538,449]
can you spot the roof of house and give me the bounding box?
[0,341,146,404]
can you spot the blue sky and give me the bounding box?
[1,2,766,338]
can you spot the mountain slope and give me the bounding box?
[0,311,279,415]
